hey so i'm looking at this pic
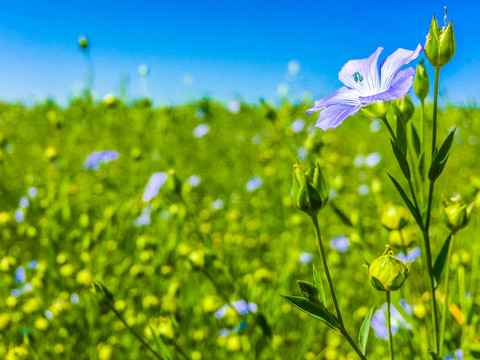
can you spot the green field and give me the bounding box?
[0,96,479,359]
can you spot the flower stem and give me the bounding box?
[311,216,367,360]
[439,232,454,352]
[431,68,440,156]
[386,291,394,360]
[380,116,397,142]
[420,99,426,208]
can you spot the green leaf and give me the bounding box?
[433,233,453,289]
[391,140,411,180]
[281,295,340,331]
[387,174,424,230]
[330,202,354,227]
[313,264,326,305]
[428,129,456,181]
[418,151,425,181]
[410,123,421,156]
[149,326,173,360]
[429,351,442,360]
[358,305,375,355]
[395,117,408,155]
[256,312,273,339]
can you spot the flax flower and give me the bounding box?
[307,44,423,130]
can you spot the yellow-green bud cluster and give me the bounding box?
[391,95,415,124]
[441,195,474,234]
[381,203,410,231]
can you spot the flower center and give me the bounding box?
[352,72,363,83]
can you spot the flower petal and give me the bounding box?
[314,104,363,131]
[360,68,415,104]
[306,87,361,115]
[338,47,383,95]
[380,44,423,91]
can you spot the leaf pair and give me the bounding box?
[429,129,456,181]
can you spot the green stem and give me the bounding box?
[108,304,165,360]
[431,68,440,156]
[386,291,394,360]
[311,216,367,360]
[380,116,397,142]
[424,181,440,353]
[420,99,426,208]
[439,232,454,352]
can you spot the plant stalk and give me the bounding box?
[386,291,394,360]
[439,232,454,352]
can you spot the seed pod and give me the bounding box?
[292,162,329,216]
[425,12,455,69]
[367,249,409,291]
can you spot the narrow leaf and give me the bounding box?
[396,117,408,155]
[281,295,340,331]
[358,305,375,355]
[149,326,172,360]
[429,351,443,360]
[330,202,354,227]
[429,129,456,181]
[433,233,453,289]
[418,151,425,181]
[313,265,326,305]
[387,174,423,230]
[256,313,272,339]
[410,123,421,156]
[391,140,411,180]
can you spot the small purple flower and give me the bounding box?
[193,124,210,138]
[218,329,229,337]
[187,175,201,187]
[71,293,80,304]
[215,305,229,319]
[28,187,38,198]
[133,206,152,226]
[397,247,421,264]
[15,208,24,223]
[247,303,258,313]
[45,310,53,319]
[307,45,423,130]
[399,299,414,316]
[444,356,454,360]
[329,235,350,252]
[371,302,411,340]
[142,172,167,202]
[246,176,263,192]
[27,260,38,270]
[83,150,119,170]
[455,350,464,360]
[229,99,241,113]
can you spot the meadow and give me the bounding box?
[0,92,479,359]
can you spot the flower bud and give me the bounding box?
[78,36,89,50]
[296,280,320,304]
[367,248,409,291]
[414,59,429,100]
[381,203,409,231]
[388,226,419,248]
[361,101,390,119]
[292,162,328,216]
[425,13,455,69]
[441,195,474,234]
[392,95,415,124]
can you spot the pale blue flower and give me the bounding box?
[229,99,240,113]
[358,184,369,195]
[218,329,229,337]
[354,155,365,168]
[187,175,201,187]
[45,310,53,319]
[371,302,412,340]
[366,152,382,167]
[330,235,349,252]
[15,208,24,223]
[27,260,38,270]
[28,187,38,198]
[299,252,314,264]
[83,150,119,170]
[246,176,263,192]
[210,199,224,210]
[142,172,167,202]
[23,283,33,292]
[231,300,249,316]
[297,147,307,160]
[444,356,454,360]
[133,206,152,226]
[15,266,26,283]
[19,196,29,208]
[399,299,414,316]
[193,124,210,138]
[215,305,229,319]
[291,118,306,133]
[397,247,421,264]
[247,303,258,313]
[307,45,423,130]
[455,349,464,360]
[71,293,80,304]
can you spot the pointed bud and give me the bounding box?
[425,14,455,69]
[381,203,410,231]
[414,59,429,100]
[296,280,320,304]
[78,36,89,50]
[292,162,329,216]
[392,95,415,124]
[368,247,409,291]
[441,195,474,234]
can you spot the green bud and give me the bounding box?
[425,14,455,69]
[292,162,329,216]
[414,59,429,100]
[393,95,415,124]
[296,280,320,304]
[388,226,419,248]
[305,132,323,154]
[361,101,390,119]
[78,35,89,50]
[441,195,474,234]
[165,169,183,195]
[368,248,409,291]
[381,203,410,231]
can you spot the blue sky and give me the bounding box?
[0,1,478,106]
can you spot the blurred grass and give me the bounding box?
[0,96,479,359]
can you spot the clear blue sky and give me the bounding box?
[0,1,478,106]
